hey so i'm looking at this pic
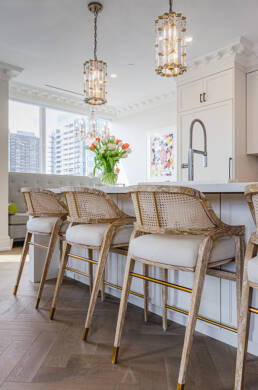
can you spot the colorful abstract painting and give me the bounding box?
[150,133,175,177]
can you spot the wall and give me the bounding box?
[111,100,177,185]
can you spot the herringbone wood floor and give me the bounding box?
[0,246,257,390]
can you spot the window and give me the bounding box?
[46,108,94,176]
[8,100,106,176]
[9,101,41,173]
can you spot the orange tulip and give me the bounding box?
[90,144,96,150]
[115,167,120,174]
[96,137,101,142]
[116,139,122,144]
[122,143,129,150]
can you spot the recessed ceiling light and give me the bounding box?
[111,73,118,78]
[185,36,193,43]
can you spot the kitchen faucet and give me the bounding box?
[181,119,208,181]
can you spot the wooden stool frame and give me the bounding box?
[111,186,245,390]
[49,187,152,335]
[235,185,258,390]
[13,188,67,309]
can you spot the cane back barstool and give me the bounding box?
[235,184,258,390]
[13,188,67,309]
[112,185,245,390]
[49,187,140,329]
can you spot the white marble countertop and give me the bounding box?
[95,181,258,194]
[50,181,258,194]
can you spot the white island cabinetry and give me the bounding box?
[29,183,258,356]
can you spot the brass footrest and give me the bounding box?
[177,384,185,390]
[13,285,18,295]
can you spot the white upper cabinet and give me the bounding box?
[178,79,203,112]
[204,70,233,106]
[178,69,233,113]
[247,71,258,155]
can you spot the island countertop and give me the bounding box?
[94,181,258,194]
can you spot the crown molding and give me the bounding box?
[190,37,258,69]
[0,62,23,81]
[115,89,176,118]
[9,81,117,120]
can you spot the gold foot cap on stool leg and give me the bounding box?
[82,328,89,341]
[112,346,119,364]
[177,384,185,390]
[13,285,18,295]
[35,298,40,309]
[49,307,56,320]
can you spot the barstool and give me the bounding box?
[13,188,67,309]
[49,187,138,330]
[235,184,258,390]
[112,185,245,390]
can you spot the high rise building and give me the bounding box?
[48,118,95,176]
[9,131,40,173]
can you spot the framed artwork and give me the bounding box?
[147,130,177,181]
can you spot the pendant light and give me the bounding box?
[155,0,187,77]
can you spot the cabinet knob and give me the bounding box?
[200,93,203,103]
[203,92,207,102]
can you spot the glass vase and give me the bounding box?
[100,170,118,185]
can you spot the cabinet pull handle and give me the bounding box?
[200,93,203,103]
[203,92,207,102]
[229,157,233,181]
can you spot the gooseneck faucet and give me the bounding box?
[181,119,208,181]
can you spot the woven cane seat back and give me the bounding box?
[22,189,67,217]
[131,187,216,232]
[62,187,122,223]
[245,185,258,233]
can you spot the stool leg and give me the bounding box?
[235,235,245,326]
[101,272,105,302]
[162,268,168,331]
[49,241,71,320]
[235,238,255,390]
[177,237,213,389]
[58,238,63,265]
[13,231,32,295]
[112,255,135,364]
[235,283,252,390]
[82,228,114,341]
[88,249,93,294]
[143,264,148,323]
[35,220,62,309]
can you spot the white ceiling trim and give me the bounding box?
[0,61,23,81]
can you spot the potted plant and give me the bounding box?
[87,136,132,185]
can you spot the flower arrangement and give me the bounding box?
[87,136,132,185]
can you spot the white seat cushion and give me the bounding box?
[66,223,133,247]
[248,256,258,285]
[129,234,236,268]
[27,217,68,234]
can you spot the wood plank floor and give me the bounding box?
[0,246,257,390]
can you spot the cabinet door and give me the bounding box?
[247,71,258,155]
[180,101,233,182]
[203,69,233,106]
[178,79,203,112]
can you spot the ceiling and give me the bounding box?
[1,0,258,109]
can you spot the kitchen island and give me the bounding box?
[28,182,258,355]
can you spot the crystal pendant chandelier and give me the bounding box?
[75,110,110,145]
[155,0,187,77]
[83,2,107,105]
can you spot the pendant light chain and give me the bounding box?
[169,0,173,13]
[94,8,98,60]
